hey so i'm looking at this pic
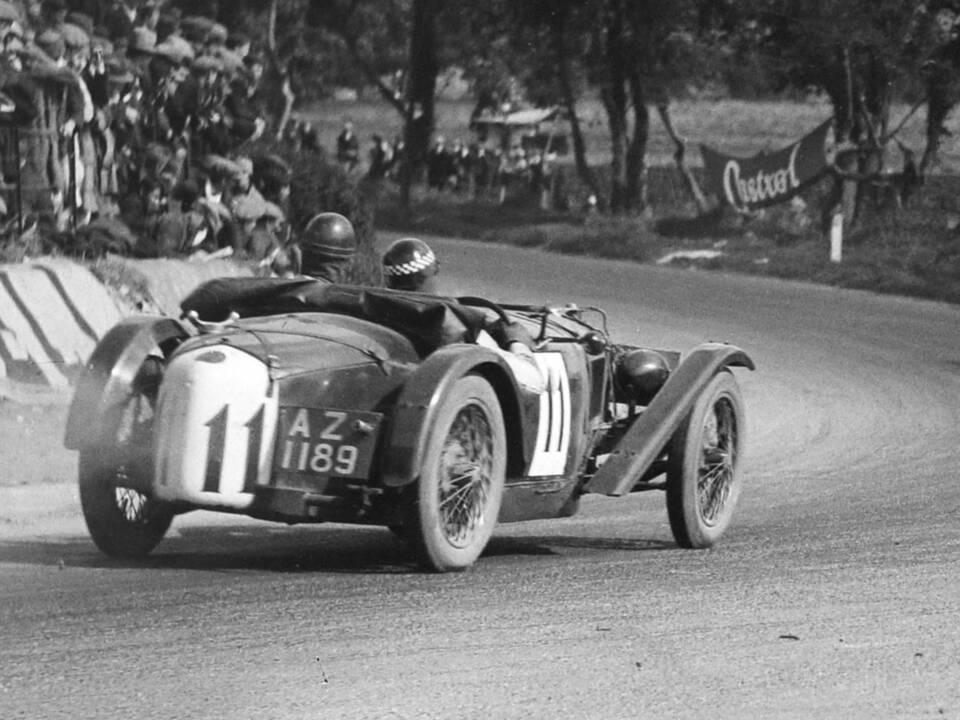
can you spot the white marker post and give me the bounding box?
[830,213,843,263]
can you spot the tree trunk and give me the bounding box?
[921,71,956,174]
[400,0,440,209]
[601,1,628,212]
[625,73,649,213]
[551,3,602,206]
[655,104,710,214]
[267,0,295,140]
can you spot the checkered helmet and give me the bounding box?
[382,237,438,291]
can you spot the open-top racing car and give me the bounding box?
[65,278,754,572]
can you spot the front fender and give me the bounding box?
[64,316,190,450]
[585,342,754,496]
[381,343,529,488]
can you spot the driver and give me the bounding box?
[300,212,356,283]
[382,237,439,293]
[382,237,545,394]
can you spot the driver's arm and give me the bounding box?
[478,320,545,394]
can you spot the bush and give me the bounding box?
[243,138,381,286]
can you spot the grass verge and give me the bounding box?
[373,175,960,306]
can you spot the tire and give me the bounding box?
[78,389,173,559]
[666,370,745,549]
[406,375,506,572]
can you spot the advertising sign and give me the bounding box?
[700,120,833,211]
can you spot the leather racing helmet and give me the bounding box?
[300,212,356,279]
[382,237,439,292]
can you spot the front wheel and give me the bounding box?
[406,376,506,572]
[79,388,173,558]
[666,370,745,549]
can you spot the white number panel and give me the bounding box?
[527,352,571,477]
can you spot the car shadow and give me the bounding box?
[0,526,676,574]
[486,534,675,556]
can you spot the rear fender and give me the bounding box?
[584,343,754,496]
[381,344,532,488]
[64,316,190,450]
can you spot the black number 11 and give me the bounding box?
[202,404,266,494]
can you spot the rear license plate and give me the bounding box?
[274,406,383,480]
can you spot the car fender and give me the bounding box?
[64,316,190,450]
[380,343,533,488]
[585,342,755,497]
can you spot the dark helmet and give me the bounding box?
[300,212,356,278]
[615,349,670,405]
[382,237,439,292]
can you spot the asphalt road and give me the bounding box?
[2,237,960,719]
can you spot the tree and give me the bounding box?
[740,1,928,225]
[306,0,443,207]
[458,0,709,213]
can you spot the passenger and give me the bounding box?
[298,211,355,283]
[383,237,544,393]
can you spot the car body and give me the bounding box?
[65,277,754,571]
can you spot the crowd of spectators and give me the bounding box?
[424,134,560,206]
[0,0,311,273]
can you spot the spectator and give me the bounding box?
[224,73,265,145]
[336,119,359,171]
[366,133,392,181]
[226,31,250,60]
[426,135,448,190]
[253,153,292,207]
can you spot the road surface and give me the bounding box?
[2,237,959,719]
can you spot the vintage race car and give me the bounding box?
[64,278,754,572]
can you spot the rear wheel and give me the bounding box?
[666,370,744,548]
[407,376,506,572]
[79,371,173,559]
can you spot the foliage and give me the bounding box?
[245,138,382,285]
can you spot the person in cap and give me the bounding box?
[226,31,250,60]
[65,11,94,38]
[1,19,24,71]
[336,120,359,171]
[225,73,265,144]
[165,52,216,137]
[299,211,356,283]
[243,47,265,86]
[382,237,439,294]
[35,27,65,64]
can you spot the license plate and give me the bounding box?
[274,406,382,480]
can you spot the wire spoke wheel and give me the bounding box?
[696,398,737,526]
[437,405,495,548]
[409,376,506,572]
[667,371,745,549]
